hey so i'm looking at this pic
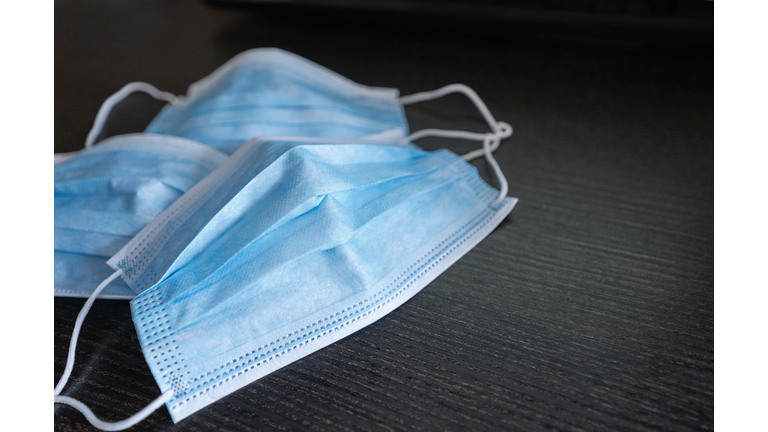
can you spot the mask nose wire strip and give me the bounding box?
[85,82,179,149]
[54,268,173,430]
[399,84,512,203]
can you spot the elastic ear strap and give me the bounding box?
[85,82,178,148]
[460,121,512,162]
[399,83,500,133]
[54,268,172,430]
[482,135,508,202]
[406,121,512,163]
[54,391,173,431]
[54,269,123,396]
[399,84,513,203]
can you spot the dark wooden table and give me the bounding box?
[54,1,713,430]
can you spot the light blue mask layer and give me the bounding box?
[109,137,517,421]
[144,48,409,155]
[54,134,228,299]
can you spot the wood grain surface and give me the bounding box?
[54,1,713,430]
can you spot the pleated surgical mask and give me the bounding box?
[54,134,228,299]
[86,48,410,156]
[55,55,412,300]
[55,76,516,430]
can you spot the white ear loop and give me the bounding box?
[399,84,513,203]
[54,392,173,431]
[85,82,179,148]
[54,269,173,431]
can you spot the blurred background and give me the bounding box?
[56,0,712,153]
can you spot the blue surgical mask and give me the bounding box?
[54,46,425,301]
[54,134,228,299]
[55,75,516,429]
[126,137,516,423]
[86,48,410,156]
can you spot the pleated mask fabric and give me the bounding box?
[54,134,228,299]
[106,136,517,421]
[143,48,410,155]
[54,47,516,430]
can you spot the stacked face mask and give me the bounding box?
[54,48,517,431]
[55,48,417,299]
[143,48,410,155]
[54,134,228,298]
[109,136,517,421]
